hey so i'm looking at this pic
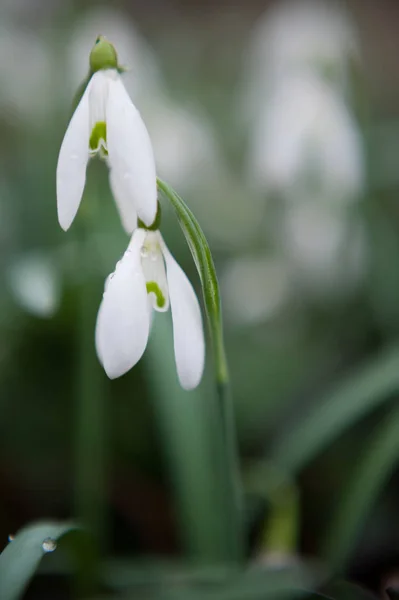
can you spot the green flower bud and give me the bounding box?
[89,35,118,72]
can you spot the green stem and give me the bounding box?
[245,462,299,559]
[157,179,243,562]
[74,232,107,554]
[216,378,244,561]
[261,484,298,557]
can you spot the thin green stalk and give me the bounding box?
[74,220,107,554]
[216,379,244,561]
[245,463,299,559]
[157,179,244,562]
[261,484,298,557]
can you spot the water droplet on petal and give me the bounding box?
[42,538,57,553]
[8,534,14,542]
[149,250,157,262]
[140,247,148,258]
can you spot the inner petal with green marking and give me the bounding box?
[89,121,108,157]
[146,282,166,309]
[140,231,170,313]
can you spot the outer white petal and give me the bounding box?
[88,70,111,129]
[109,168,138,233]
[95,229,150,379]
[106,76,157,226]
[56,80,91,231]
[162,238,205,390]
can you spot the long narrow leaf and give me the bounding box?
[0,521,81,600]
[271,345,399,473]
[157,179,243,562]
[323,405,399,571]
[145,315,231,561]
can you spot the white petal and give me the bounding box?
[88,70,111,129]
[141,231,169,312]
[109,168,138,233]
[95,229,150,379]
[162,238,205,390]
[56,80,91,231]
[106,76,157,227]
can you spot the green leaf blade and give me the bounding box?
[0,521,81,600]
[271,345,399,474]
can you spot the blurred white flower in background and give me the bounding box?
[221,256,291,326]
[280,201,367,298]
[1,0,63,22]
[249,72,364,203]
[7,253,61,318]
[242,0,366,297]
[244,0,359,113]
[149,102,219,190]
[0,23,53,124]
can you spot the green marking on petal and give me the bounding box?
[138,202,162,231]
[146,281,166,309]
[89,121,107,154]
[89,35,118,72]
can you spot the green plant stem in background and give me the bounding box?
[146,316,230,562]
[323,404,399,572]
[157,179,243,563]
[245,463,299,559]
[74,230,107,554]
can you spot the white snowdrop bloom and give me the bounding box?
[149,102,220,189]
[281,200,367,297]
[96,226,205,390]
[246,0,359,97]
[222,256,291,326]
[56,36,157,234]
[249,72,364,204]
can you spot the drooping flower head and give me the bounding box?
[95,204,205,390]
[56,35,157,233]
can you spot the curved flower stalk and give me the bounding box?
[56,36,157,233]
[157,180,244,560]
[95,207,205,390]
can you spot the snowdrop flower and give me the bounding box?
[249,72,364,204]
[56,35,157,233]
[7,252,61,318]
[280,199,367,297]
[244,0,359,106]
[95,212,205,390]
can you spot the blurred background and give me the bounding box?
[2,0,399,597]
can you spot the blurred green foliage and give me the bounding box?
[2,0,399,598]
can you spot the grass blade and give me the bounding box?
[0,521,80,600]
[271,345,399,474]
